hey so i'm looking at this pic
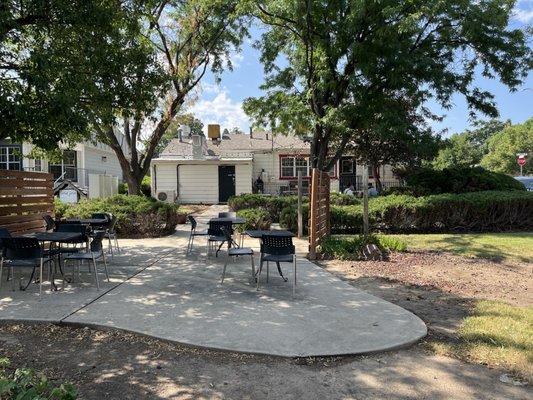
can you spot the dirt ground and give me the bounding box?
[1,250,531,400]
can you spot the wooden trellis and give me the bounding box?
[308,168,330,259]
[0,170,54,235]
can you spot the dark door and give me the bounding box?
[218,165,236,203]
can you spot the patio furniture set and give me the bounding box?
[0,213,120,295]
[187,212,298,296]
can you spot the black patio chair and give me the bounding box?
[43,214,56,231]
[91,212,110,221]
[187,215,208,254]
[257,234,297,296]
[218,212,236,218]
[93,215,119,257]
[56,223,89,253]
[206,220,234,257]
[220,226,255,284]
[0,237,53,294]
[64,232,109,290]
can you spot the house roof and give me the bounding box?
[160,131,309,158]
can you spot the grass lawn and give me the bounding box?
[387,232,533,262]
[429,301,533,383]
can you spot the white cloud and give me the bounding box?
[188,90,250,133]
[513,0,533,23]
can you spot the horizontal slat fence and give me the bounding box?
[0,170,54,235]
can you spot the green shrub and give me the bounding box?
[279,204,309,233]
[319,235,407,260]
[404,166,525,195]
[0,357,77,399]
[118,176,151,196]
[330,191,533,233]
[229,194,303,222]
[330,192,360,205]
[236,208,272,232]
[55,195,179,238]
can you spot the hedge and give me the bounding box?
[280,191,533,234]
[55,195,180,238]
[235,208,272,232]
[229,194,303,221]
[319,235,407,260]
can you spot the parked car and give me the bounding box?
[514,176,533,191]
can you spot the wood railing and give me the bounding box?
[0,170,54,234]
[308,168,330,259]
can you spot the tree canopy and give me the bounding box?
[481,118,533,175]
[243,0,532,171]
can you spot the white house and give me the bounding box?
[151,126,399,204]
[0,133,128,198]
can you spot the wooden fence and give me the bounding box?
[0,170,54,234]
[308,168,330,259]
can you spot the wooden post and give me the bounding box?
[362,163,369,236]
[297,171,303,238]
[308,168,318,259]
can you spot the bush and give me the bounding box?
[330,192,360,205]
[0,357,77,399]
[118,176,151,196]
[279,204,309,233]
[404,166,525,195]
[330,191,533,233]
[236,208,272,232]
[55,195,180,238]
[229,194,302,222]
[319,235,407,260]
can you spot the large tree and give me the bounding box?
[243,0,531,173]
[93,0,247,194]
[481,118,533,175]
[0,0,158,149]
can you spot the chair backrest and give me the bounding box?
[90,231,106,253]
[56,223,89,242]
[187,215,197,230]
[2,237,43,259]
[261,234,295,256]
[107,215,118,232]
[91,213,109,221]
[0,228,12,251]
[218,212,236,218]
[43,214,56,231]
[220,226,234,243]
[208,220,233,236]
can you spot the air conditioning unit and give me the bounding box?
[156,190,176,203]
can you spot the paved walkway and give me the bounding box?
[0,206,426,357]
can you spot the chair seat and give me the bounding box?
[192,230,208,236]
[262,254,294,263]
[65,251,102,260]
[2,258,52,267]
[228,247,253,256]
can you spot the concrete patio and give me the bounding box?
[0,207,426,357]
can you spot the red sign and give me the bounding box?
[517,156,526,166]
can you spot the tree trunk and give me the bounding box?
[372,164,383,193]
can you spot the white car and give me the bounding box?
[514,176,533,191]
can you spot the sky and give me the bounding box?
[188,1,533,138]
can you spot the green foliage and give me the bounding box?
[0,357,77,399]
[279,204,309,233]
[228,194,303,221]
[432,119,510,170]
[329,191,533,233]
[235,208,272,232]
[403,167,525,195]
[481,118,533,175]
[244,0,531,170]
[55,195,179,238]
[319,235,407,260]
[330,192,360,206]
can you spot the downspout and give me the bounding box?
[176,164,181,199]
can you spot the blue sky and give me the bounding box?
[189,2,533,137]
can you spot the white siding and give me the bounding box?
[154,163,177,192]
[235,163,252,195]
[83,147,123,180]
[178,164,218,204]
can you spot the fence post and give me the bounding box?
[362,163,369,236]
[297,171,303,239]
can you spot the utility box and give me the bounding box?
[208,124,221,140]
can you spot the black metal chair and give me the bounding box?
[91,212,110,221]
[64,232,109,290]
[257,234,297,296]
[206,220,234,257]
[186,215,208,254]
[93,215,119,257]
[218,212,236,218]
[0,237,53,294]
[56,223,89,252]
[220,226,255,284]
[43,214,56,231]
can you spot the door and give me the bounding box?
[218,165,236,203]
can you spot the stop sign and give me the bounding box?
[517,156,526,166]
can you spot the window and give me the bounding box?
[341,159,354,174]
[49,150,77,181]
[0,145,21,170]
[295,157,309,177]
[280,156,310,178]
[281,156,295,178]
[368,165,373,178]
